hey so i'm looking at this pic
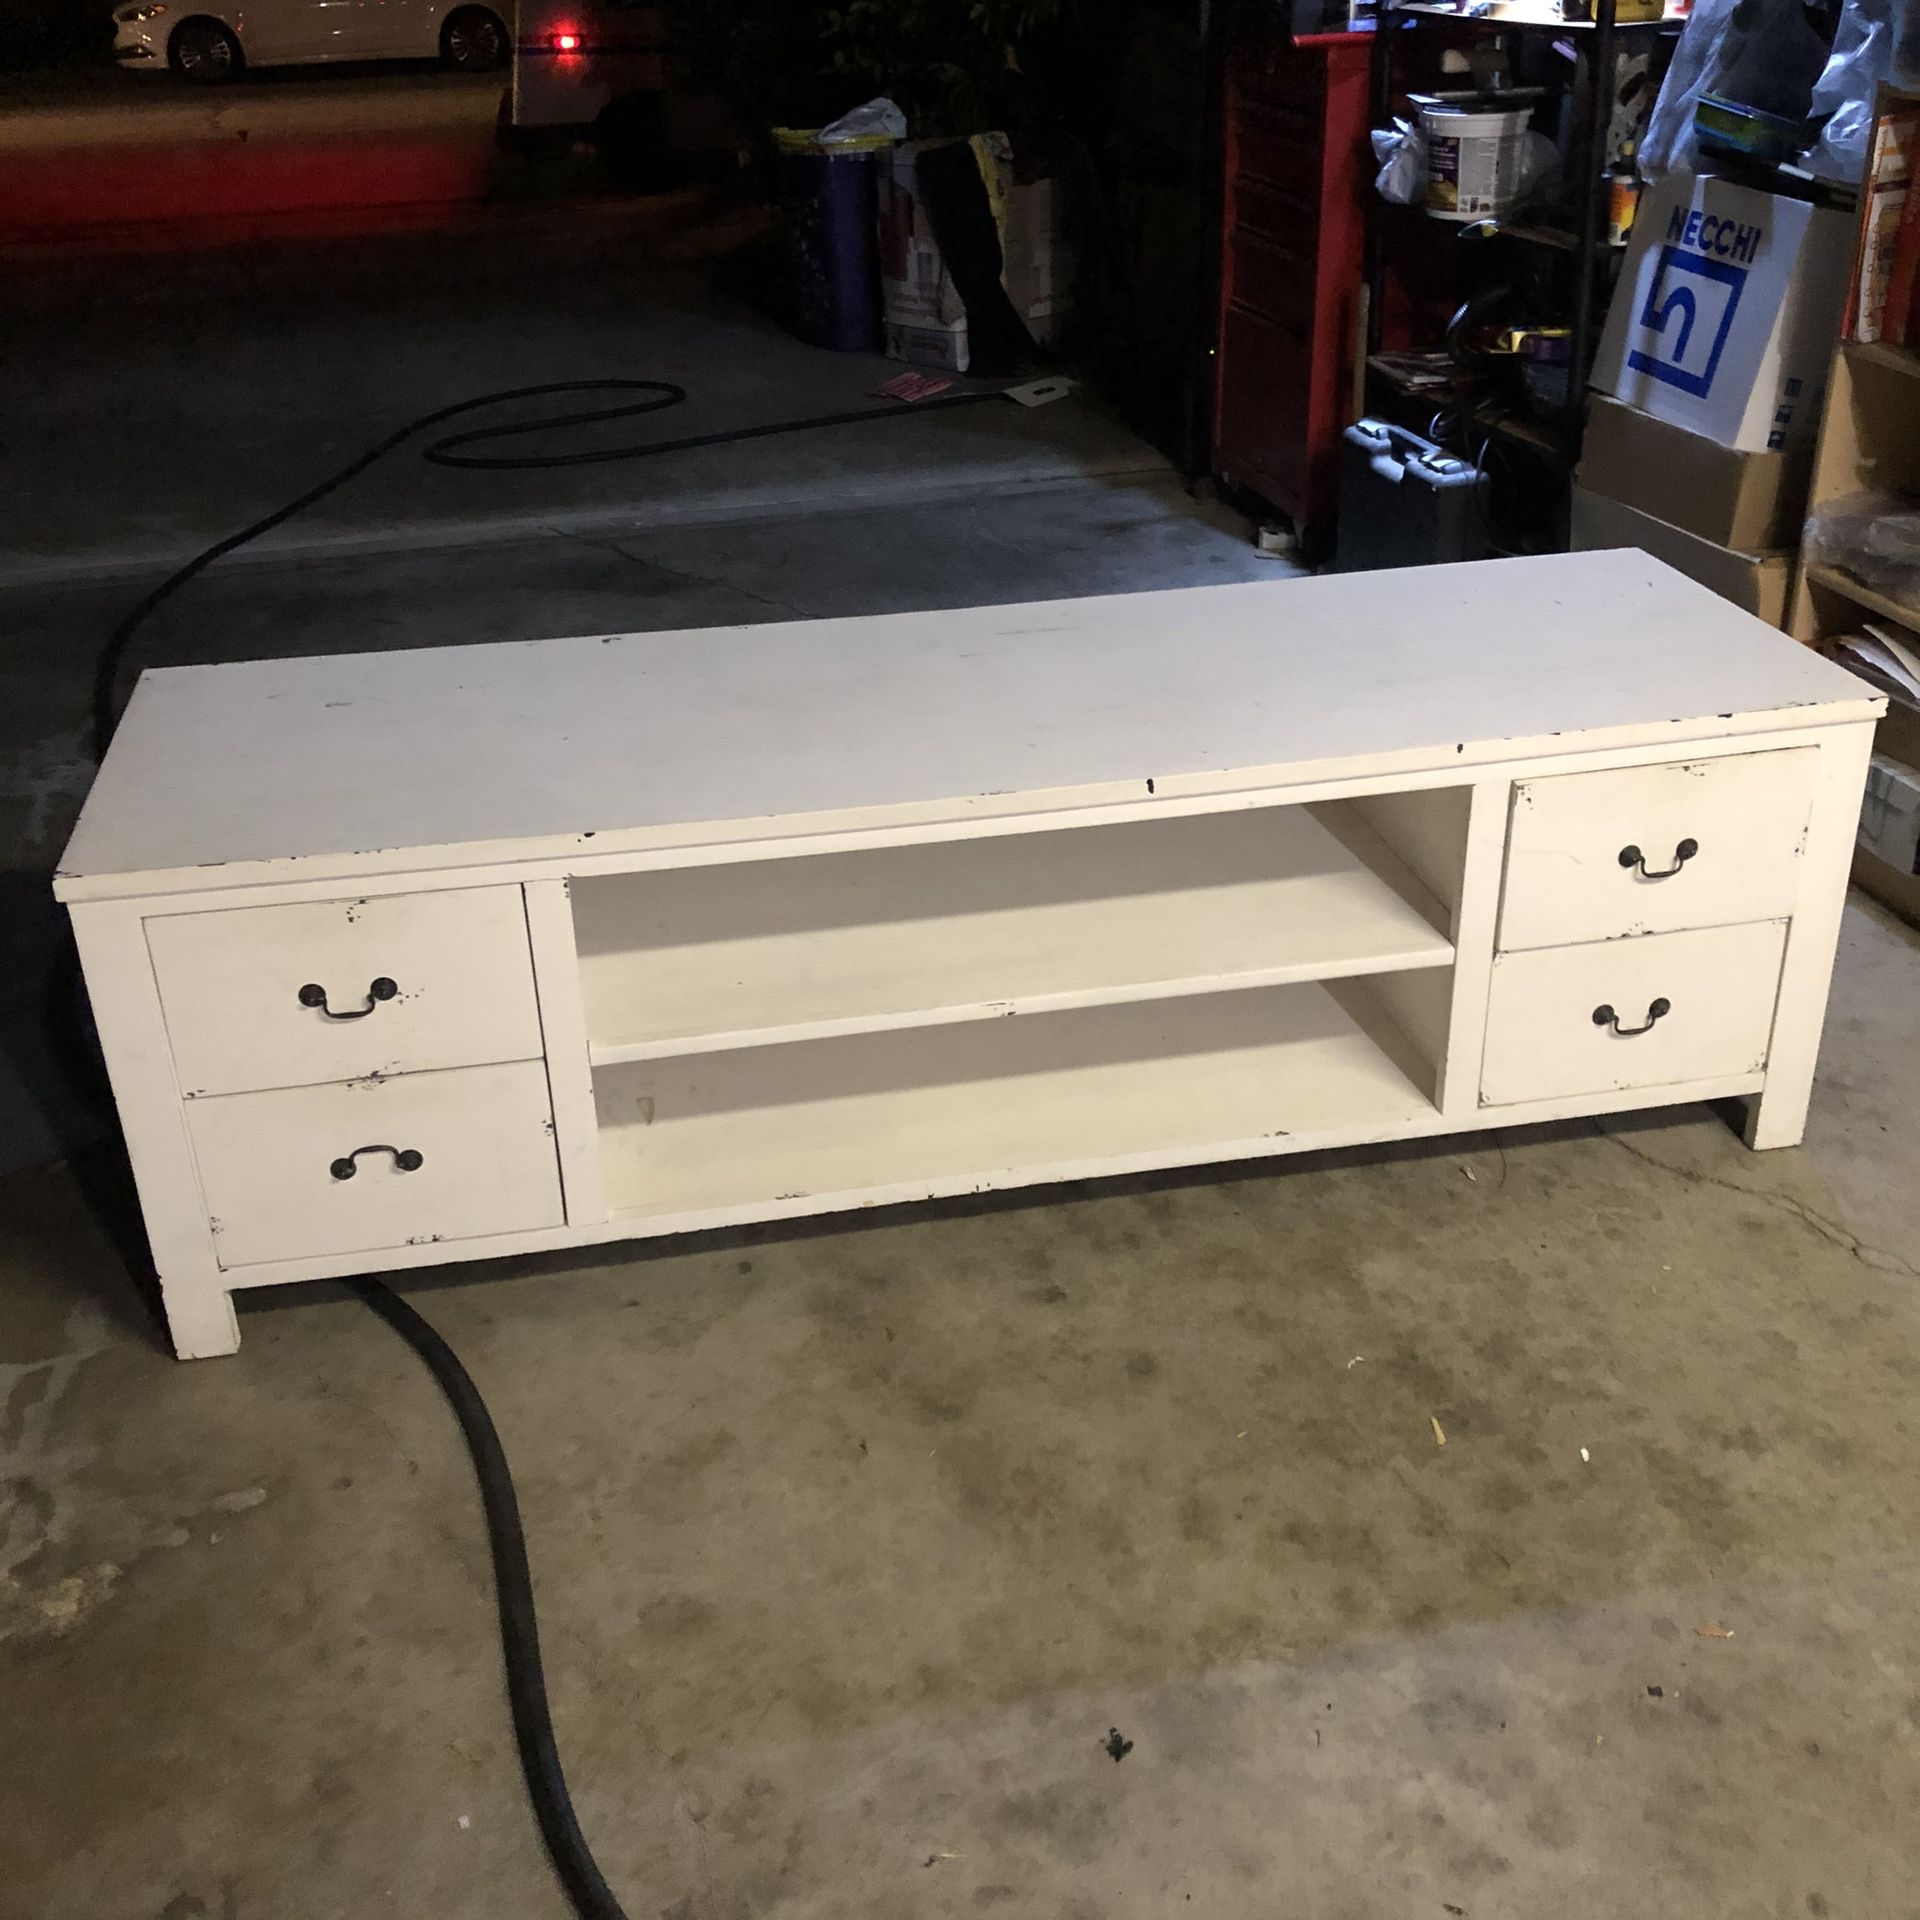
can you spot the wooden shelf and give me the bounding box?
[1843,337,1920,379]
[595,979,1439,1222]
[1475,406,1562,452]
[1792,292,1920,646]
[1498,220,1627,253]
[1804,564,1920,635]
[1496,220,1580,252]
[575,804,1453,1064]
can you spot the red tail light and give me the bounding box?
[551,30,579,50]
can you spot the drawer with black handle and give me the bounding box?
[1480,922,1788,1107]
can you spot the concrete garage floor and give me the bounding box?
[5,262,1920,1920]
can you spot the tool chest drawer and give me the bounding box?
[1480,921,1787,1108]
[148,885,544,1097]
[1498,749,1817,951]
[1217,306,1313,497]
[1226,228,1317,332]
[185,1060,564,1269]
[1234,36,1328,111]
[1231,174,1319,246]
[1230,94,1324,185]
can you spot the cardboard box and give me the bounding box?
[1578,394,1813,551]
[1875,695,1920,770]
[1860,751,1920,874]
[999,172,1069,335]
[1592,173,1854,452]
[1853,844,1920,925]
[875,135,1069,373]
[1570,485,1792,626]
[878,139,971,345]
[1855,714,1920,923]
[882,320,969,373]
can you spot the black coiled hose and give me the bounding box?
[90,377,996,759]
[351,1276,635,1920]
[78,371,1010,1917]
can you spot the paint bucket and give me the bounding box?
[1418,99,1532,222]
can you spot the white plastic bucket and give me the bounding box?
[1419,101,1531,221]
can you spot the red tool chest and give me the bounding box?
[1213,25,1373,539]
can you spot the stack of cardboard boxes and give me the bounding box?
[1573,172,1857,626]
[875,135,1070,373]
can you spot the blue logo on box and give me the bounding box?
[1626,245,1748,398]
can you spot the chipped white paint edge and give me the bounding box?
[523,878,607,1227]
[1437,780,1508,1120]
[1744,723,1876,1150]
[71,902,236,1358]
[186,1068,1773,1299]
[54,718,1877,909]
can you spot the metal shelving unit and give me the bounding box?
[1366,0,1684,467]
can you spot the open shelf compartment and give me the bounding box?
[573,799,1456,1064]
[594,976,1442,1223]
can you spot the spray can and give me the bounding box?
[1607,162,1642,248]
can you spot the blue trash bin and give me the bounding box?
[777,129,887,354]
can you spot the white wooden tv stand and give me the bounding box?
[57,553,1880,1358]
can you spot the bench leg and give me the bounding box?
[161,1278,241,1359]
[1742,724,1874,1153]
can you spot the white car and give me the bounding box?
[112,0,511,80]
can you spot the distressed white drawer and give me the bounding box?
[1480,921,1787,1108]
[148,887,544,1097]
[1499,750,1816,950]
[185,1060,563,1269]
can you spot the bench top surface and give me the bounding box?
[58,552,1878,899]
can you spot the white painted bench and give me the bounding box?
[57,553,1880,1356]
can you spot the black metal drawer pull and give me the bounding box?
[1618,838,1698,879]
[1593,997,1670,1037]
[330,1144,425,1181]
[298,976,398,1020]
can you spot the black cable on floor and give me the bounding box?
[81,371,1008,1920]
[351,1276,635,1920]
[89,378,997,762]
